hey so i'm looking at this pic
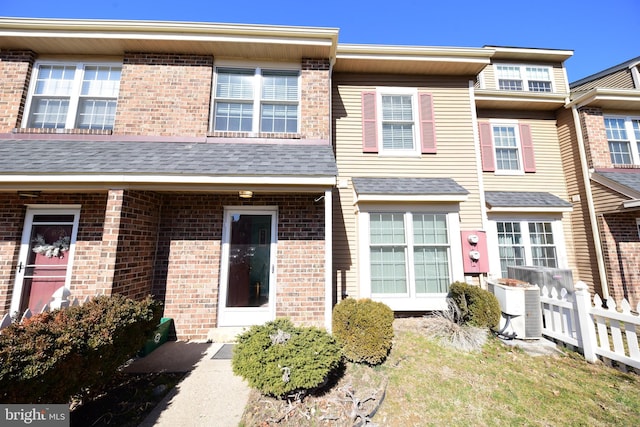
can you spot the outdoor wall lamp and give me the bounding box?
[238,190,253,199]
[17,191,41,198]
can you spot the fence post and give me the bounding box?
[574,281,598,363]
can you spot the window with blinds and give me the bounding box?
[213,67,299,134]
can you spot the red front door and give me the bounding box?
[12,210,78,315]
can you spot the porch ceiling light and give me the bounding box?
[238,190,253,199]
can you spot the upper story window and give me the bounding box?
[361,89,437,155]
[479,121,536,174]
[495,65,553,93]
[605,116,640,165]
[212,67,300,134]
[24,62,121,130]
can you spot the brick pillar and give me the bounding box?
[300,58,331,140]
[99,189,125,296]
[578,107,609,169]
[0,50,36,132]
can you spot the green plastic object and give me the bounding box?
[139,317,173,357]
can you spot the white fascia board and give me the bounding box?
[567,88,640,108]
[0,174,336,186]
[354,194,468,204]
[486,206,573,213]
[623,199,640,209]
[337,44,493,63]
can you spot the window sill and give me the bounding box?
[612,164,640,169]
[13,128,113,135]
[207,131,301,139]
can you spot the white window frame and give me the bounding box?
[358,204,463,311]
[490,119,525,175]
[376,88,421,157]
[494,64,554,93]
[487,215,568,280]
[211,60,301,135]
[604,115,640,166]
[23,61,122,130]
[636,218,640,240]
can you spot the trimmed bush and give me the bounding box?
[0,294,161,404]
[332,298,394,365]
[448,281,501,329]
[232,318,342,398]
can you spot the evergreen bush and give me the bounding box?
[232,318,342,399]
[0,294,161,403]
[332,298,394,365]
[448,281,501,329]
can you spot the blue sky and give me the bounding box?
[1,0,638,82]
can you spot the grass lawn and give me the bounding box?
[241,317,640,426]
[374,318,640,426]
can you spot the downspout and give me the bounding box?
[325,56,336,332]
[570,105,610,300]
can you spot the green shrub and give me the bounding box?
[332,298,394,365]
[0,294,161,403]
[232,318,342,398]
[448,281,501,329]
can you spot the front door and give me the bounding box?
[218,208,276,326]
[10,208,80,315]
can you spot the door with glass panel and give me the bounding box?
[218,208,276,326]
[11,208,79,316]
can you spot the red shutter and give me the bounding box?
[479,122,495,172]
[419,93,437,154]
[519,123,536,172]
[361,92,378,153]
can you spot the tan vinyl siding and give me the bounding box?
[571,68,635,93]
[332,73,481,298]
[592,181,629,213]
[479,62,567,93]
[556,108,599,290]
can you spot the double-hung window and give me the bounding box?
[495,220,559,277]
[369,212,451,296]
[493,125,520,171]
[25,62,121,130]
[377,89,421,155]
[212,66,299,134]
[495,65,553,93]
[479,121,535,174]
[605,116,640,165]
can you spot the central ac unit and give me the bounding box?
[488,281,542,340]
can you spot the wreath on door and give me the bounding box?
[32,234,71,258]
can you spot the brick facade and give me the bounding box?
[0,50,36,133]
[300,58,331,140]
[114,53,213,137]
[578,107,609,169]
[599,213,640,308]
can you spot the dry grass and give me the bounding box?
[240,318,640,426]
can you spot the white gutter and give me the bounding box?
[571,106,609,300]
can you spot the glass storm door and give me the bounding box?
[219,209,276,326]
[11,208,79,316]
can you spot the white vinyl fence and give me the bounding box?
[0,287,91,332]
[541,281,640,371]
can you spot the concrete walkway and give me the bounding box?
[125,341,251,427]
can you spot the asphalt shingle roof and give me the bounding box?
[485,191,572,208]
[0,139,338,177]
[597,171,640,194]
[352,177,469,195]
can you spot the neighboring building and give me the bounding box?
[332,44,577,311]
[560,57,640,308]
[0,17,601,339]
[0,18,338,339]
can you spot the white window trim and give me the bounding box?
[358,204,463,311]
[376,87,421,157]
[636,218,640,239]
[486,214,568,280]
[490,119,525,175]
[23,61,122,130]
[494,63,554,93]
[211,60,301,135]
[605,115,640,165]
